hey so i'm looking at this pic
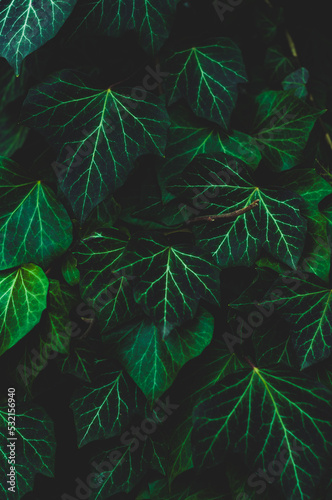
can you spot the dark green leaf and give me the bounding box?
[21,70,170,221]
[0,0,77,74]
[0,157,73,270]
[164,38,247,128]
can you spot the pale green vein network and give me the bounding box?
[0,0,77,74]
[21,70,170,221]
[193,366,332,500]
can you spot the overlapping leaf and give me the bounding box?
[0,111,29,157]
[157,104,261,203]
[21,70,170,221]
[282,68,309,99]
[70,364,142,447]
[0,0,77,75]
[257,274,332,369]
[251,90,323,170]
[113,233,221,338]
[0,404,55,499]
[0,264,48,357]
[104,306,214,402]
[0,158,73,270]
[192,365,332,500]
[165,339,244,483]
[61,252,80,286]
[167,153,307,269]
[74,229,139,332]
[71,0,180,54]
[56,344,94,382]
[281,168,332,282]
[164,38,247,128]
[88,431,164,499]
[17,279,79,389]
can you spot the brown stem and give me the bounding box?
[186,199,259,225]
[244,356,256,370]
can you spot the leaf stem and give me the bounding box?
[186,199,259,225]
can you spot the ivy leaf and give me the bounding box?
[70,364,142,447]
[265,46,296,80]
[164,38,247,128]
[0,0,77,75]
[17,279,79,389]
[282,68,309,99]
[88,432,163,499]
[71,0,181,54]
[83,195,121,234]
[21,70,170,222]
[0,58,28,110]
[0,264,49,357]
[168,153,307,269]
[61,252,80,286]
[56,344,94,382]
[0,157,73,270]
[251,90,324,170]
[114,233,221,338]
[157,104,261,203]
[104,306,214,402]
[280,168,332,282]
[74,229,140,332]
[258,274,332,369]
[167,341,243,484]
[0,404,56,499]
[192,365,332,500]
[0,110,29,157]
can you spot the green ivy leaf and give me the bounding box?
[114,233,221,338]
[265,46,296,80]
[56,344,94,382]
[157,104,261,203]
[192,365,332,500]
[21,70,170,221]
[0,264,49,356]
[168,153,307,269]
[71,0,180,54]
[0,59,28,110]
[0,0,77,75]
[282,68,309,99]
[88,434,162,499]
[61,252,80,286]
[83,195,121,234]
[258,274,332,369]
[164,38,247,128]
[0,157,73,270]
[251,90,324,170]
[167,341,243,484]
[0,111,29,157]
[74,229,140,332]
[281,168,332,282]
[104,306,214,402]
[17,279,79,389]
[70,364,142,447]
[0,404,55,499]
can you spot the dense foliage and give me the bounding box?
[0,1,332,499]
